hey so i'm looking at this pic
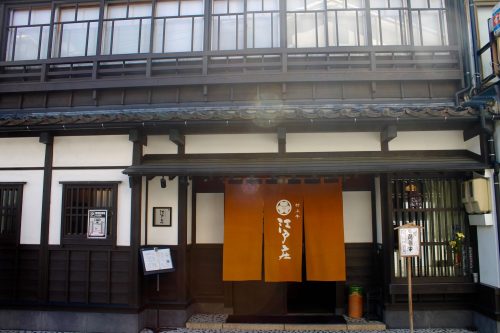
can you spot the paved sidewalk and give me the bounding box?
[162,329,477,333]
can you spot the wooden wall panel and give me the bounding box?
[0,246,40,303]
[48,248,131,306]
[190,244,224,302]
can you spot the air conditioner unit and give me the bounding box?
[461,178,491,214]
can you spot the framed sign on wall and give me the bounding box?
[153,207,172,227]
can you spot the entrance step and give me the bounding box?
[185,314,386,331]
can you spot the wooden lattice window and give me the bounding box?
[61,182,118,245]
[0,183,23,244]
[392,177,471,279]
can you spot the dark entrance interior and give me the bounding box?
[287,282,336,313]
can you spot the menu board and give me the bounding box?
[140,247,175,275]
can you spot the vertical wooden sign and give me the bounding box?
[395,223,422,333]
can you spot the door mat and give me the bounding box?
[226,315,346,324]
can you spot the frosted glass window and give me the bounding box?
[102,3,152,55]
[6,8,51,61]
[288,0,306,11]
[371,9,410,45]
[54,6,99,57]
[307,0,325,10]
[180,0,204,15]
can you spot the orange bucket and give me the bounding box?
[348,285,363,318]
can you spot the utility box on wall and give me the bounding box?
[462,178,493,226]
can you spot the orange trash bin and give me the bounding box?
[348,285,363,318]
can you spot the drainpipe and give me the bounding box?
[455,0,475,105]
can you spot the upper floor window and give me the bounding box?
[0,184,23,244]
[154,0,205,53]
[287,0,367,48]
[370,0,448,46]
[53,5,100,57]
[3,0,451,61]
[211,0,280,50]
[102,2,152,55]
[6,7,51,61]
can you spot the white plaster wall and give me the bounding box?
[389,131,466,151]
[0,138,45,168]
[287,132,380,152]
[144,135,178,155]
[476,169,500,288]
[465,135,481,155]
[49,170,131,246]
[146,177,178,245]
[196,193,224,244]
[185,134,278,154]
[375,177,383,244]
[53,135,132,167]
[0,170,44,244]
[343,191,373,243]
[187,179,193,245]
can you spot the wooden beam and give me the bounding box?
[462,124,492,141]
[169,129,185,147]
[381,125,397,144]
[277,127,286,154]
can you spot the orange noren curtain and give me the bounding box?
[303,180,346,281]
[222,182,263,281]
[263,184,303,282]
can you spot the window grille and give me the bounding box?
[0,184,23,244]
[392,177,471,278]
[62,183,117,245]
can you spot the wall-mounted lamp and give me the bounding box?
[160,176,167,189]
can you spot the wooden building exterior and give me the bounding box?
[0,0,499,332]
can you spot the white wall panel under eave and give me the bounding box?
[0,170,44,244]
[53,135,133,167]
[0,137,45,168]
[287,132,380,152]
[49,170,131,246]
[389,131,466,151]
[185,134,278,154]
[144,135,179,155]
[146,177,179,245]
[465,135,481,155]
[196,193,224,244]
[343,191,373,243]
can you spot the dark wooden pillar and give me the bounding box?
[380,174,393,303]
[129,129,145,308]
[38,132,53,303]
[177,176,189,304]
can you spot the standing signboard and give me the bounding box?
[395,223,422,333]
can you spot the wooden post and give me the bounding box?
[407,257,413,333]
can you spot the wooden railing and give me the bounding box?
[0,46,463,93]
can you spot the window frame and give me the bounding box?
[60,181,119,246]
[390,175,472,283]
[0,183,25,245]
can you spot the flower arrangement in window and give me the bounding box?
[449,231,465,267]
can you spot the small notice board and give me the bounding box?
[140,247,175,275]
[87,209,108,239]
[397,223,422,257]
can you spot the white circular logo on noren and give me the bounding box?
[276,199,292,216]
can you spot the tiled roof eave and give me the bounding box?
[0,104,484,128]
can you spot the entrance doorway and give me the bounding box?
[287,281,336,313]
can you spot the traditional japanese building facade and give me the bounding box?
[0,0,499,332]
